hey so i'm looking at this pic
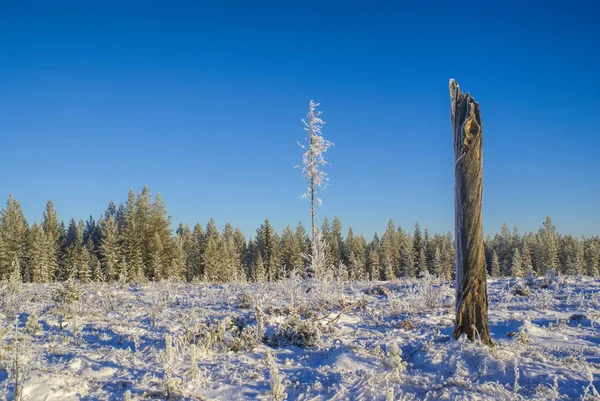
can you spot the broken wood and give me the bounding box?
[449,79,493,346]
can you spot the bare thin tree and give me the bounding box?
[297,100,333,240]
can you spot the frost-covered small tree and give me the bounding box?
[42,200,61,279]
[303,230,330,280]
[521,241,534,276]
[99,215,120,281]
[0,195,28,281]
[510,248,523,277]
[585,239,600,277]
[26,223,50,283]
[297,100,333,242]
[399,236,415,278]
[432,247,442,277]
[490,251,501,277]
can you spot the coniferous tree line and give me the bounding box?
[0,189,598,283]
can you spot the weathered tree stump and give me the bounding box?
[449,79,493,345]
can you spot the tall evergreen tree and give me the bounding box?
[329,217,344,268]
[281,225,302,275]
[366,235,381,280]
[26,223,51,283]
[510,248,523,277]
[399,235,415,278]
[256,219,281,281]
[42,200,61,279]
[413,222,423,263]
[0,195,29,280]
[99,215,120,281]
[539,216,559,273]
[584,239,600,277]
[381,220,400,278]
[432,247,442,277]
[490,251,501,277]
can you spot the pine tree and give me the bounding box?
[295,222,310,268]
[62,219,84,281]
[413,222,423,263]
[329,217,344,268]
[256,219,280,281]
[75,239,92,283]
[104,200,117,221]
[203,234,221,282]
[26,223,51,283]
[367,236,381,281]
[149,232,164,281]
[490,251,501,277]
[381,220,400,278]
[42,200,61,279]
[417,247,427,277]
[232,228,247,281]
[345,229,367,281]
[281,225,302,275]
[510,248,523,277]
[539,216,559,273]
[432,247,442,277]
[83,215,101,251]
[189,223,205,280]
[0,195,29,280]
[99,215,120,281]
[399,235,415,278]
[171,234,187,280]
[321,217,333,264]
[253,252,266,283]
[521,241,534,276]
[149,192,174,278]
[121,189,143,281]
[440,233,455,280]
[87,239,103,282]
[585,239,600,277]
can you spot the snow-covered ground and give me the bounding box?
[1,274,600,400]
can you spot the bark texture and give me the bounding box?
[449,79,493,345]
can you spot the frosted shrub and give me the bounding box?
[147,284,170,327]
[383,342,407,381]
[239,290,254,309]
[264,351,287,401]
[159,334,183,399]
[192,316,258,354]
[1,265,23,321]
[53,280,82,339]
[255,302,266,341]
[3,322,33,401]
[387,273,451,316]
[25,314,42,336]
[186,344,201,384]
[268,314,321,348]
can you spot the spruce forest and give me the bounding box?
[1,191,598,285]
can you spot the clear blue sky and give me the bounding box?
[1,1,599,238]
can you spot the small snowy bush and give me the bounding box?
[268,314,321,348]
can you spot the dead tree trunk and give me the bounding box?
[449,79,493,345]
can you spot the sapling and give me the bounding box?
[264,350,286,401]
[255,302,266,341]
[25,314,42,336]
[159,334,182,399]
[384,342,407,382]
[513,359,520,395]
[5,319,33,401]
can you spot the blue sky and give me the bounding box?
[1,1,599,238]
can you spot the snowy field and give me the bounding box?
[1,275,600,400]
